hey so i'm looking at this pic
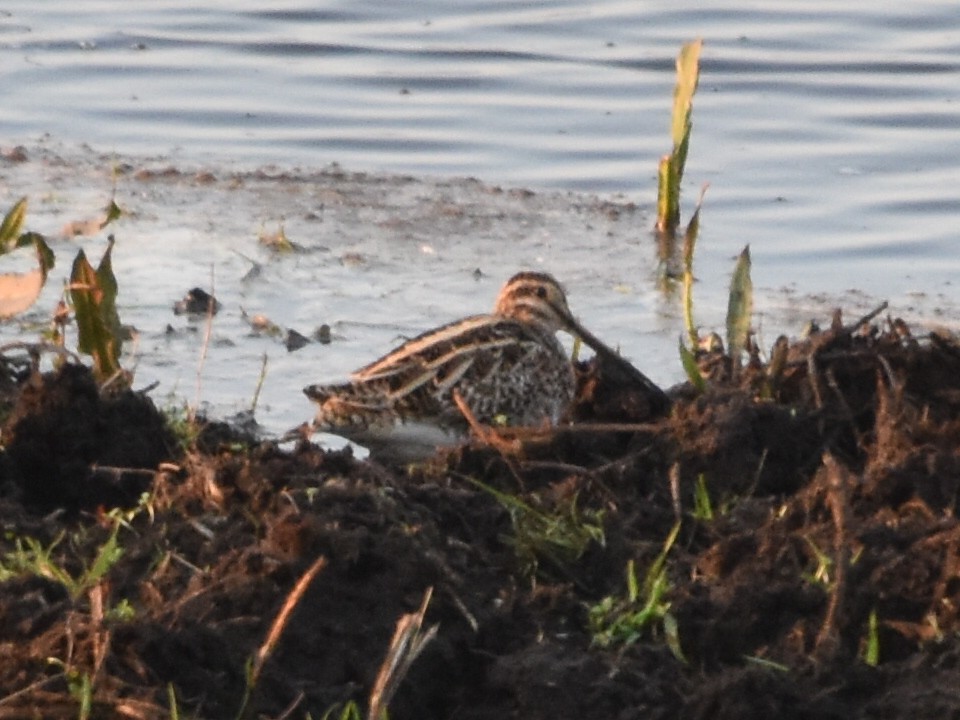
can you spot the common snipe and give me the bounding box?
[304,271,666,461]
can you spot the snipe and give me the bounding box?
[304,271,666,461]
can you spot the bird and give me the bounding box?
[304,271,667,461]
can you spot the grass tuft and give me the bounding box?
[588,522,684,660]
[466,478,605,581]
[0,521,124,601]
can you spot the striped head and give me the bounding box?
[493,272,579,334]
[492,271,630,368]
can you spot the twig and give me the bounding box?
[367,587,438,720]
[444,587,478,633]
[136,380,160,395]
[518,460,589,475]
[168,552,204,576]
[669,463,682,521]
[815,453,852,661]
[553,421,663,434]
[88,584,110,685]
[89,464,157,478]
[825,367,862,449]
[250,555,327,686]
[0,340,81,364]
[250,352,268,415]
[274,691,306,720]
[0,674,64,707]
[191,267,217,422]
[847,301,888,334]
[452,390,522,455]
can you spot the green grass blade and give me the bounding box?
[725,245,753,364]
[678,340,706,392]
[663,612,687,663]
[656,155,676,233]
[77,672,92,720]
[167,683,180,720]
[643,521,681,600]
[682,269,696,348]
[81,522,123,594]
[864,608,880,666]
[743,655,790,672]
[625,559,639,603]
[693,473,713,520]
[680,185,708,347]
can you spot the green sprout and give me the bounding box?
[588,522,685,661]
[466,478,605,581]
[656,39,702,235]
[692,473,714,521]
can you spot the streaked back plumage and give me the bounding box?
[305,271,670,461]
[304,272,580,460]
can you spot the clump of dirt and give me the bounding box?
[1,363,179,512]
[2,313,960,719]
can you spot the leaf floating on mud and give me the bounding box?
[242,309,282,336]
[0,198,56,318]
[0,268,44,318]
[259,223,303,252]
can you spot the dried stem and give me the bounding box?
[815,453,852,661]
[250,555,328,686]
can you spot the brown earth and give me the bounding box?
[2,311,960,719]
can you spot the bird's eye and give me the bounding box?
[536,286,547,299]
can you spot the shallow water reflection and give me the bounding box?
[1,1,959,434]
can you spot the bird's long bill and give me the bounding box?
[562,312,669,402]
[564,315,619,361]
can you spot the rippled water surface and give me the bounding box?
[1,1,959,435]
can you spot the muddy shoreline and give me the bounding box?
[0,308,959,718]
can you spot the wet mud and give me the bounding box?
[2,312,960,718]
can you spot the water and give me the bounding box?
[1,1,959,436]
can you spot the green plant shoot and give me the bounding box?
[0,197,28,250]
[0,519,124,599]
[726,245,753,367]
[864,608,880,666]
[70,237,123,382]
[681,185,708,349]
[678,340,706,392]
[656,39,702,235]
[588,522,684,661]
[693,474,713,521]
[465,477,604,580]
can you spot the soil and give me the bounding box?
[2,310,960,719]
